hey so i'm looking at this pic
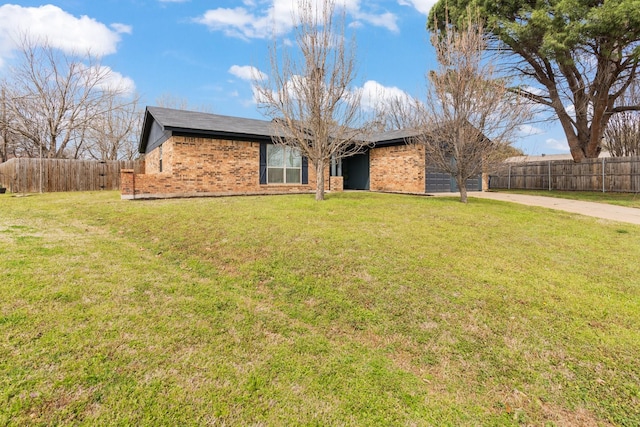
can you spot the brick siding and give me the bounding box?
[122,136,327,199]
[122,135,439,199]
[370,144,426,193]
[329,176,343,192]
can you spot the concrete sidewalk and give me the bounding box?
[466,192,640,225]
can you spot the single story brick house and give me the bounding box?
[121,106,482,199]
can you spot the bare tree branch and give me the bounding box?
[2,35,135,160]
[253,0,371,201]
[416,9,532,203]
[604,82,640,157]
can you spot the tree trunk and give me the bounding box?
[545,69,608,163]
[457,177,468,203]
[569,142,586,163]
[569,139,601,163]
[315,159,325,201]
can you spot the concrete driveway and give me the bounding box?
[468,192,640,225]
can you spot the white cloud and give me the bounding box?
[360,80,414,112]
[79,64,136,96]
[110,23,133,35]
[159,0,190,3]
[522,85,545,96]
[545,138,570,152]
[99,68,136,96]
[195,7,268,39]
[194,0,399,40]
[518,124,544,136]
[0,4,127,66]
[353,11,398,32]
[229,65,267,81]
[397,0,438,16]
[565,104,575,116]
[240,75,416,114]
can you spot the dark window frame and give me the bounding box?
[260,143,308,185]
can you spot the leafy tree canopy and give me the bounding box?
[428,0,640,161]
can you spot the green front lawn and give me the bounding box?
[1,191,639,425]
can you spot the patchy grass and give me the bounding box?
[492,189,640,208]
[1,191,639,426]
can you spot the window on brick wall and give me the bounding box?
[158,144,163,173]
[266,144,301,184]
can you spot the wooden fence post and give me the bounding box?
[602,157,605,193]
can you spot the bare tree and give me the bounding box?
[85,95,142,161]
[0,87,11,163]
[374,92,423,132]
[2,36,132,159]
[254,0,370,201]
[417,11,531,203]
[604,83,640,157]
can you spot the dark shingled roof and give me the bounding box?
[139,106,290,153]
[368,128,423,145]
[139,106,421,153]
[146,106,280,137]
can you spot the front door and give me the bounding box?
[342,151,370,190]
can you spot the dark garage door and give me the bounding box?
[426,165,481,193]
[426,165,453,193]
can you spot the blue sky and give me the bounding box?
[0,1,570,155]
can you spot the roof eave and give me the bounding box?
[169,127,275,143]
[372,137,417,147]
[138,107,156,154]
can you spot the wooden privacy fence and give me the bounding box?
[0,158,143,193]
[489,156,640,193]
